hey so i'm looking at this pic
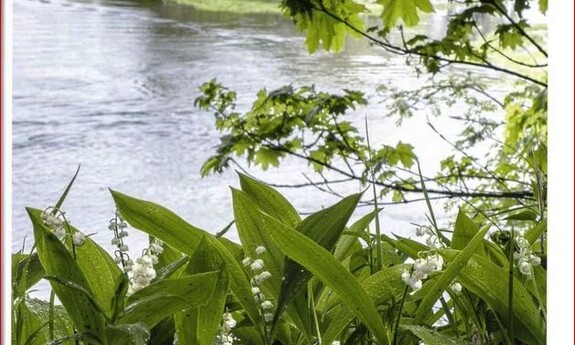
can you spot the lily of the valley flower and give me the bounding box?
[513,233,541,278]
[241,245,276,325]
[402,252,445,291]
[450,282,462,294]
[72,232,86,246]
[254,271,271,284]
[250,259,264,271]
[127,240,164,295]
[255,246,266,255]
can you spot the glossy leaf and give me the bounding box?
[175,236,229,345]
[441,250,545,345]
[121,272,218,327]
[111,190,205,255]
[273,193,362,333]
[322,265,407,345]
[74,227,124,320]
[525,219,546,244]
[13,253,45,295]
[111,190,262,329]
[238,173,300,227]
[28,208,107,342]
[451,209,485,257]
[400,325,473,344]
[263,214,390,345]
[105,323,150,345]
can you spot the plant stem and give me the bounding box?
[440,297,458,338]
[49,290,55,340]
[365,117,383,271]
[309,283,322,344]
[393,286,409,345]
[507,229,515,344]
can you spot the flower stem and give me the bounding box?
[393,286,409,345]
[507,228,515,344]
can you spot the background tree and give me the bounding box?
[195,0,547,226]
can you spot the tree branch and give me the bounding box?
[313,3,547,88]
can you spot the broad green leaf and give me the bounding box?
[394,235,429,258]
[273,194,362,333]
[175,236,229,345]
[334,208,380,260]
[378,0,434,28]
[441,250,546,345]
[400,324,473,344]
[262,214,390,345]
[121,272,218,327]
[110,190,274,337]
[505,210,538,221]
[483,239,509,268]
[16,298,74,345]
[415,223,489,322]
[451,210,485,257]
[232,188,285,293]
[74,227,124,320]
[238,173,301,227]
[525,220,546,244]
[28,208,107,342]
[111,190,205,255]
[110,276,129,324]
[105,323,150,345]
[322,265,407,345]
[233,325,266,345]
[232,188,310,338]
[205,236,263,336]
[13,253,45,295]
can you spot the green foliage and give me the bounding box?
[196,0,547,227]
[14,1,547,343]
[13,172,546,344]
[377,0,434,28]
[282,0,366,52]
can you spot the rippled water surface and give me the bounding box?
[13,0,497,255]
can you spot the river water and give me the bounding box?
[13,0,500,256]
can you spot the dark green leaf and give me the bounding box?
[400,325,473,344]
[121,272,219,327]
[273,194,362,333]
[238,173,301,227]
[28,208,107,342]
[263,214,390,345]
[441,250,545,345]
